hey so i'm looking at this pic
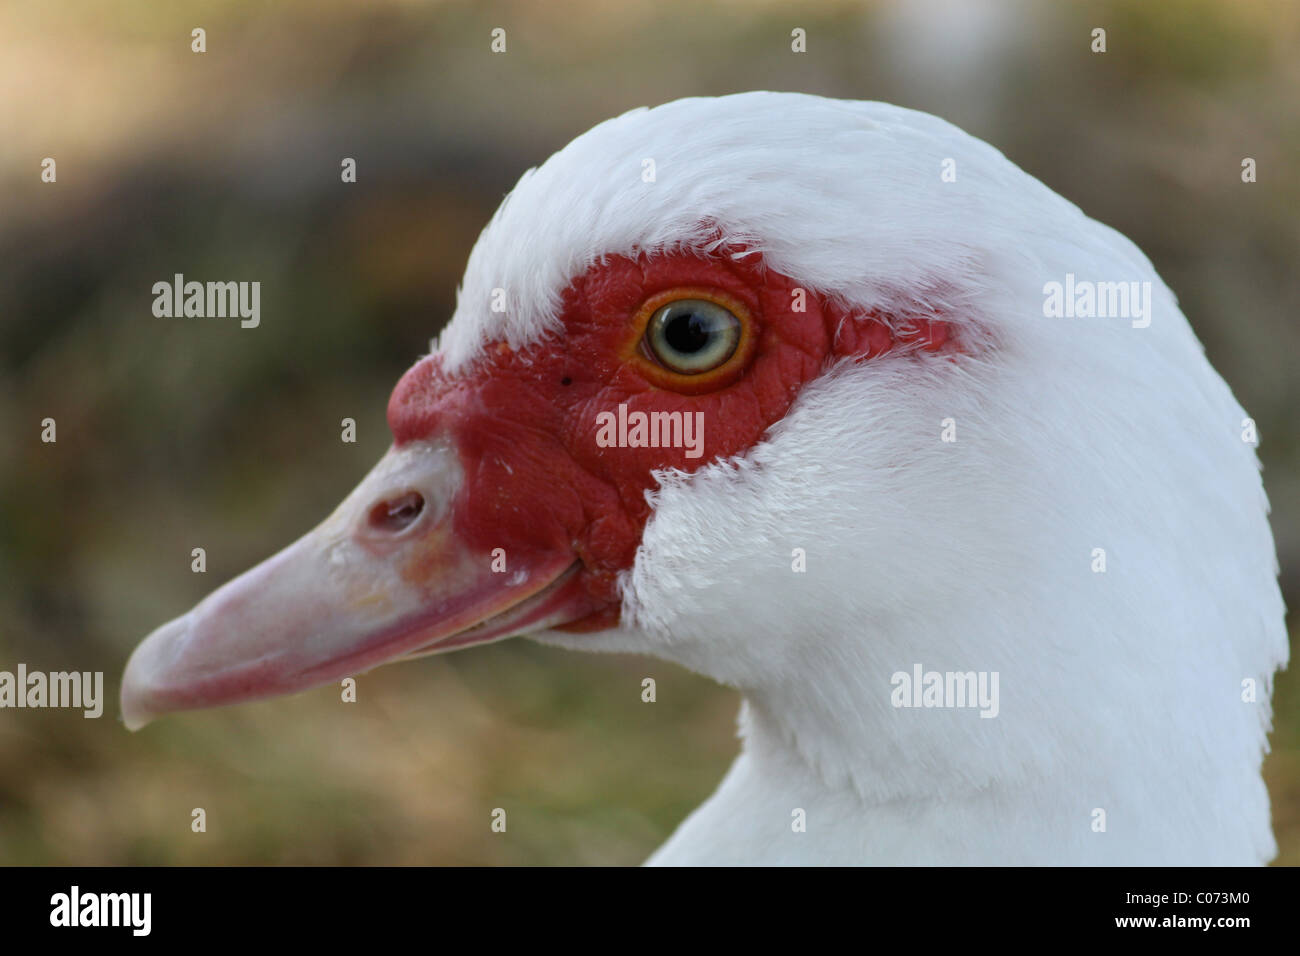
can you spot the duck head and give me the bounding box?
[121,94,1285,865]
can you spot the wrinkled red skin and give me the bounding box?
[387,250,950,629]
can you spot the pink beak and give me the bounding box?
[119,439,591,730]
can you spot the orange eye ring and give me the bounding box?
[622,286,759,394]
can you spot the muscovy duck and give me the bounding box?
[121,92,1287,865]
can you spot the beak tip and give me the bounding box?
[120,706,152,733]
[119,666,155,731]
[120,613,190,732]
[120,658,157,732]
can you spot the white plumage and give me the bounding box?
[456,93,1286,864]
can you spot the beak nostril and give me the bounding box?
[369,491,425,534]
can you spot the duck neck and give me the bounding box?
[648,622,1276,865]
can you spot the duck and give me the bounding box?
[120,91,1288,865]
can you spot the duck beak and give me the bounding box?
[119,439,591,730]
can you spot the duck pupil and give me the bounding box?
[666,312,711,353]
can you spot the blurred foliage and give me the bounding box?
[1,0,1297,864]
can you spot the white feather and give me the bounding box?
[442,92,1287,864]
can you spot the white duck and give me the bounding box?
[121,92,1287,865]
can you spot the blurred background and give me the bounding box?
[1,0,1297,865]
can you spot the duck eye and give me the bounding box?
[645,299,741,373]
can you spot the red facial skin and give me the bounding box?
[386,250,951,630]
